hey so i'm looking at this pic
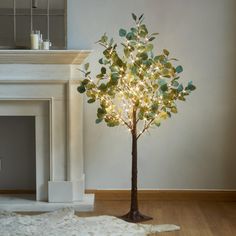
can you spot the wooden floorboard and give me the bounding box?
[77,200,236,236]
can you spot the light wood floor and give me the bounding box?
[77,200,236,236]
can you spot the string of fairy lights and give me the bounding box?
[79,20,187,138]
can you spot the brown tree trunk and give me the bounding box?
[120,109,152,223]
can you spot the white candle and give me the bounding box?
[43,41,50,50]
[30,33,39,50]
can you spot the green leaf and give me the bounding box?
[124,47,130,58]
[77,85,85,93]
[119,28,127,37]
[148,37,155,41]
[98,83,107,91]
[138,112,144,120]
[85,72,90,77]
[158,79,167,86]
[176,65,183,73]
[177,84,184,92]
[151,103,159,112]
[139,14,144,21]
[84,63,89,71]
[171,107,178,113]
[109,38,114,46]
[86,83,95,89]
[172,80,179,87]
[138,52,148,60]
[82,79,90,85]
[160,83,168,92]
[178,95,186,101]
[143,59,152,67]
[99,58,103,64]
[111,73,120,84]
[161,68,169,76]
[96,74,104,79]
[163,49,170,56]
[97,107,106,119]
[187,81,196,91]
[132,13,137,21]
[165,62,172,69]
[96,118,103,124]
[126,32,134,40]
[100,34,108,43]
[101,67,106,74]
[146,44,153,52]
[130,27,138,33]
[154,55,165,63]
[139,24,148,37]
[155,121,161,127]
[88,98,96,103]
[103,49,111,59]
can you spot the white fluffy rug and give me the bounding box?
[0,208,180,236]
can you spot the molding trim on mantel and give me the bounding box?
[0,80,81,84]
[85,189,236,201]
[0,50,91,64]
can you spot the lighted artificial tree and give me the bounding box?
[78,14,195,222]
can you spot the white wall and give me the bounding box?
[68,0,236,190]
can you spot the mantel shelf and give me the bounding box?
[0,50,91,65]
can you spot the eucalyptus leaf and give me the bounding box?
[172,80,179,87]
[176,65,183,73]
[171,107,178,113]
[139,14,144,21]
[96,118,103,124]
[187,81,196,91]
[100,34,108,43]
[146,44,153,52]
[101,67,106,74]
[85,72,91,77]
[98,83,107,91]
[126,32,134,40]
[177,84,184,92]
[84,63,89,71]
[163,49,170,56]
[160,83,168,92]
[148,37,155,41]
[99,58,103,64]
[119,28,127,37]
[77,85,86,93]
[88,98,96,103]
[82,79,90,85]
[132,13,137,21]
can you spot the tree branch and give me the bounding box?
[137,118,155,139]
[77,68,93,81]
[121,117,132,129]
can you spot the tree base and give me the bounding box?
[119,210,153,223]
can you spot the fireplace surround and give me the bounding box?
[0,50,94,210]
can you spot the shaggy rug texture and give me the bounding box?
[0,208,180,236]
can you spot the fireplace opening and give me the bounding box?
[0,116,36,198]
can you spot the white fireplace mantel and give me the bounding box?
[0,50,94,211]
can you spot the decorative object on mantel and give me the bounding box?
[78,13,196,222]
[0,208,180,236]
[0,0,66,49]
